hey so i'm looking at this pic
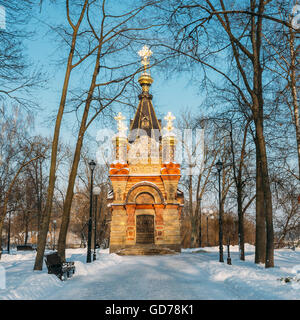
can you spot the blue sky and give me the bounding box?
[20,1,208,151]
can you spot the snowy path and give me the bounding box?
[46,253,237,300]
[1,245,300,300]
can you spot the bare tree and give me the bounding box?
[158,0,297,267]
[0,114,46,258]
[261,2,300,179]
[0,0,44,109]
[273,175,300,247]
[56,0,160,261]
[34,0,93,270]
[228,118,256,260]
[177,111,221,247]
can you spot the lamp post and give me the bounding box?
[227,236,232,265]
[216,159,224,262]
[93,186,101,261]
[53,220,57,250]
[206,214,209,246]
[198,197,202,247]
[204,209,214,246]
[7,211,11,254]
[87,160,96,263]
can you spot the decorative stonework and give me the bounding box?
[129,164,161,175]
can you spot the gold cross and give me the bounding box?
[164,112,176,132]
[114,112,127,135]
[114,112,125,123]
[138,45,153,70]
[164,112,175,123]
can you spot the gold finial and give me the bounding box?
[138,45,153,75]
[114,112,127,137]
[164,112,176,133]
[137,45,153,91]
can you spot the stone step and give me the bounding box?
[115,245,178,256]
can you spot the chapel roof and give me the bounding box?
[128,45,161,143]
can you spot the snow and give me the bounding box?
[0,245,300,300]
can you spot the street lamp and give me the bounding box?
[203,209,214,246]
[53,220,57,250]
[216,159,224,262]
[87,160,96,263]
[198,197,202,247]
[7,211,11,254]
[93,186,101,261]
[227,236,232,265]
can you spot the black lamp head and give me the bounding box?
[216,159,223,172]
[89,160,96,171]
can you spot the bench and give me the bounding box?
[17,245,36,251]
[44,252,75,281]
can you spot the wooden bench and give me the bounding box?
[17,245,36,251]
[44,252,75,281]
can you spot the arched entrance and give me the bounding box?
[136,214,154,244]
[135,192,155,244]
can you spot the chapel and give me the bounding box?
[108,45,184,255]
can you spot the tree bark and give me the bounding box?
[255,138,266,264]
[255,115,274,267]
[57,44,102,261]
[237,190,245,260]
[251,0,274,267]
[24,215,29,245]
[288,25,300,179]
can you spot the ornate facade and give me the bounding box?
[108,46,184,254]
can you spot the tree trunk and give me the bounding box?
[252,0,274,267]
[190,215,198,248]
[24,220,29,245]
[57,45,102,261]
[229,122,248,261]
[289,26,300,178]
[33,0,88,269]
[198,202,202,248]
[237,189,245,260]
[255,137,266,264]
[0,220,3,259]
[33,54,74,269]
[37,159,43,234]
[255,116,274,267]
[188,168,198,247]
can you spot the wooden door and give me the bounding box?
[136,214,154,244]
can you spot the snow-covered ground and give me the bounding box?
[0,244,300,300]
